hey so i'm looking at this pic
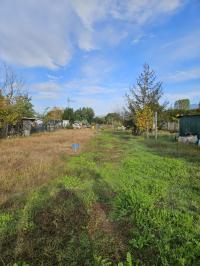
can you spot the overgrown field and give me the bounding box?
[1,130,200,265]
[0,129,94,204]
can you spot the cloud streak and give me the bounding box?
[166,67,200,82]
[0,0,184,69]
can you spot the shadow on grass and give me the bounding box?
[1,189,94,266]
[90,172,127,262]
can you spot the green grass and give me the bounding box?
[0,131,200,265]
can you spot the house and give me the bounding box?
[178,114,200,139]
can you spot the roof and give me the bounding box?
[177,114,200,118]
[22,117,36,121]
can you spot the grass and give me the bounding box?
[0,129,94,205]
[0,130,200,265]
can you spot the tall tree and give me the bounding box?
[62,107,74,122]
[74,107,95,123]
[126,63,165,133]
[174,99,190,110]
[0,63,24,103]
[15,95,35,118]
[126,63,163,113]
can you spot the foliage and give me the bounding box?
[174,99,190,110]
[126,63,166,131]
[74,107,95,123]
[0,63,35,135]
[105,112,122,125]
[0,94,34,129]
[62,107,74,122]
[164,108,200,123]
[126,63,164,113]
[15,95,35,118]
[135,105,153,136]
[93,116,106,124]
[45,107,63,121]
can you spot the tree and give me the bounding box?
[135,105,153,137]
[126,63,163,113]
[93,116,105,124]
[62,107,74,122]
[105,112,122,126]
[15,95,35,118]
[74,107,95,124]
[126,63,165,133]
[0,63,25,103]
[45,107,62,121]
[174,99,190,110]
[0,63,34,136]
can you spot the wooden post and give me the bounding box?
[155,112,158,142]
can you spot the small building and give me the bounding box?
[22,117,36,136]
[162,121,179,132]
[178,114,200,139]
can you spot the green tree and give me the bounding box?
[15,95,35,118]
[126,63,163,113]
[105,112,122,125]
[174,99,190,110]
[74,107,95,123]
[62,107,74,122]
[93,116,105,124]
[126,63,166,133]
[0,64,35,136]
[45,107,63,121]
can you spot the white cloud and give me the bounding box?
[0,0,184,69]
[110,0,183,24]
[165,88,200,103]
[46,74,63,82]
[166,67,200,82]
[132,33,155,44]
[31,81,64,100]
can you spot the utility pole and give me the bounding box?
[67,97,75,122]
[67,97,74,108]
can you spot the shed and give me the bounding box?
[22,117,36,136]
[178,114,200,139]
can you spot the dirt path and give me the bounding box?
[0,129,95,204]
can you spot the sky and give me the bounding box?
[0,0,200,115]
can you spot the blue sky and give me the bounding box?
[0,0,200,115]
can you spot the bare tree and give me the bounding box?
[0,63,25,104]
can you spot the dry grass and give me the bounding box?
[0,129,94,205]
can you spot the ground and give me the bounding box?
[0,129,200,265]
[0,129,94,205]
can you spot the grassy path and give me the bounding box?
[1,130,200,265]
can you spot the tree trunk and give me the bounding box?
[146,122,149,138]
[5,123,8,137]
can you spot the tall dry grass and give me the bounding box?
[0,129,94,204]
